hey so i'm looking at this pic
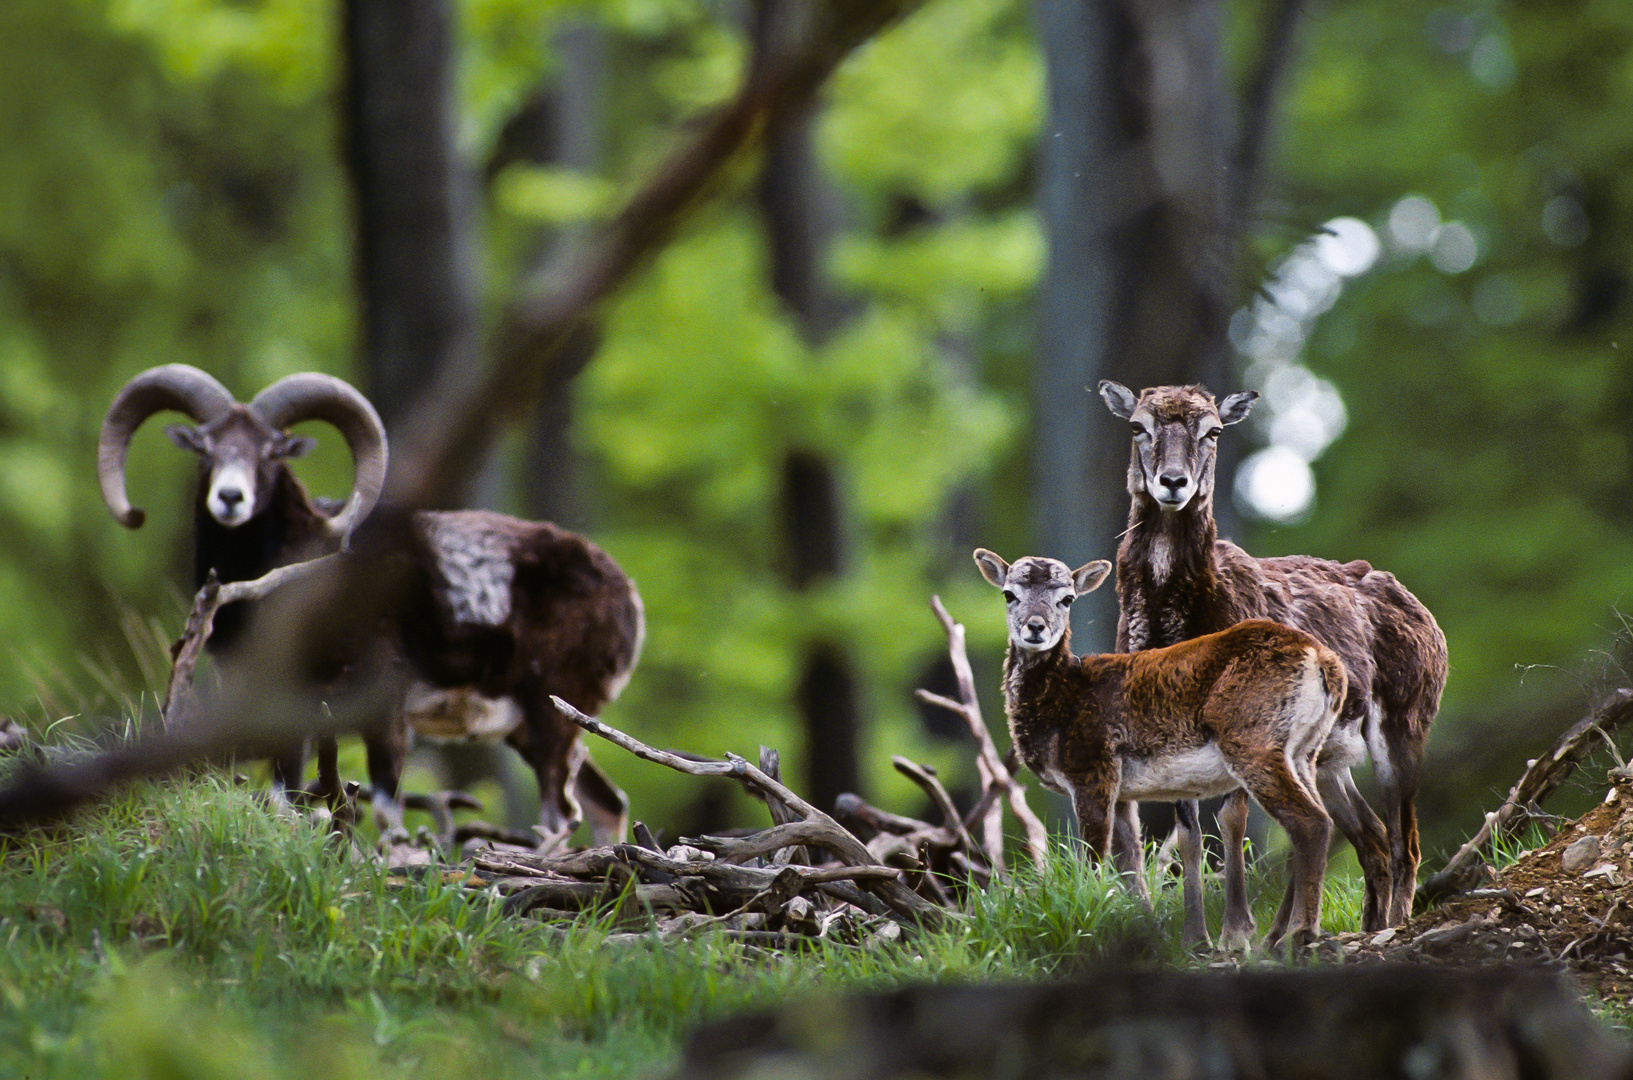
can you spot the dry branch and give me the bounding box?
[553,695,944,926]
[1423,688,1633,902]
[915,595,1050,871]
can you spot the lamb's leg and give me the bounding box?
[1174,799,1210,948]
[1217,789,1256,951]
[1110,800,1150,904]
[1233,752,1331,950]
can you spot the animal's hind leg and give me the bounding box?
[574,755,628,846]
[1317,767,1392,932]
[1230,751,1331,949]
[508,695,583,846]
[362,710,408,833]
[269,741,308,810]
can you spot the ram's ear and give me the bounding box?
[1219,390,1259,426]
[973,548,1010,589]
[1072,560,1112,595]
[270,432,316,460]
[164,424,209,455]
[1099,380,1138,420]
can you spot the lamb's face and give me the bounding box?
[973,550,1111,653]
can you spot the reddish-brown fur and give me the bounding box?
[977,549,1342,949]
[1100,381,1447,932]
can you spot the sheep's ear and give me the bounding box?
[1099,380,1138,420]
[271,432,316,460]
[1072,560,1112,595]
[1219,390,1259,426]
[973,548,1010,589]
[164,424,208,455]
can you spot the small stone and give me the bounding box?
[1525,886,1548,899]
[1369,927,1397,947]
[1562,835,1602,873]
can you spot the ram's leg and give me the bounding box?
[363,709,408,834]
[1217,789,1256,952]
[1174,798,1211,948]
[574,755,629,846]
[509,695,583,848]
[269,740,308,813]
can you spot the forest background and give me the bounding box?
[2,0,1630,863]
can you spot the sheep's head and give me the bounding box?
[1098,381,1257,513]
[974,548,1110,653]
[99,364,388,540]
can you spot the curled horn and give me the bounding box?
[249,373,388,542]
[99,364,236,529]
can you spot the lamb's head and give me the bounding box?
[99,365,388,539]
[1098,381,1257,513]
[974,548,1110,653]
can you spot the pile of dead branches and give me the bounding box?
[437,597,1051,947]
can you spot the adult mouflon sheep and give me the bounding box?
[1098,380,1446,935]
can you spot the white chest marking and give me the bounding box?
[423,518,514,627]
[1149,535,1172,585]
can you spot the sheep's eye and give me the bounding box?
[1130,423,1149,438]
[1057,595,1074,608]
[1002,590,1018,604]
[1203,428,1221,441]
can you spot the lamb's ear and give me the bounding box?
[1072,559,1113,595]
[973,548,1010,589]
[1099,380,1138,420]
[1219,390,1259,426]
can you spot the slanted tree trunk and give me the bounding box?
[342,0,481,441]
[755,0,861,814]
[1032,0,1235,652]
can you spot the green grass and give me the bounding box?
[0,762,1370,1080]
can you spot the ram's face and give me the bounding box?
[166,407,313,528]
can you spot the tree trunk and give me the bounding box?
[755,0,861,814]
[342,0,481,440]
[1032,0,1235,651]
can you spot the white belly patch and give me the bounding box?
[401,682,523,742]
[1120,745,1237,801]
[422,516,514,627]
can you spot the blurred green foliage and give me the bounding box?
[2,0,1632,848]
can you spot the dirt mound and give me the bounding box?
[1338,768,1633,1003]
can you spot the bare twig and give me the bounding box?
[916,595,1050,870]
[1424,689,1633,901]
[553,695,943,925]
